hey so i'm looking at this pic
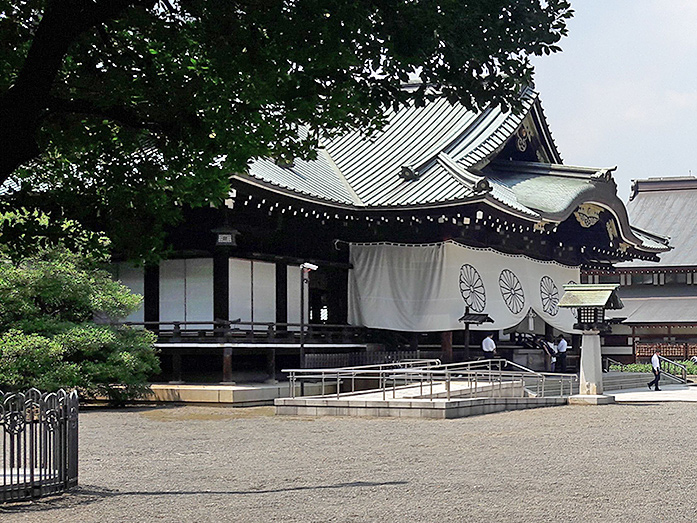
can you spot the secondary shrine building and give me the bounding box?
[113,86,669,382]
[587,177,695,363]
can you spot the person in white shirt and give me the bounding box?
[482,333,497,359]
[648,349,661,391]
[555,335,568,373]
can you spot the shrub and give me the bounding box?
[0,231,158,403]
[610,360,697,375]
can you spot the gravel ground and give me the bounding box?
[2,403,697,523]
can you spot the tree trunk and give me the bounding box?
[0,0,143,185]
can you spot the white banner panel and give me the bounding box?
[286,265,303,331]
[348,241,579,332]
[229,258,252,322]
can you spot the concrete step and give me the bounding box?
[602,372,654,391]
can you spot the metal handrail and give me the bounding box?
[283,359,578,400]
[658,355,687,384]
[283,359,441,397]
[603,357,625,372]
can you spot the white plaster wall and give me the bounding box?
[185,259,214,324]
[229,258,276,329]
[159,259,186,323]
[160,259,213,326]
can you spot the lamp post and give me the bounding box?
[559,284,623,401]
[299,262,318,368]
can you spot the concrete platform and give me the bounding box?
[143,381,332,406]
[275,379,567,419]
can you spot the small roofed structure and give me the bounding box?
[559,284,624,398]
[458,311,495,324]
[559,284,623,332]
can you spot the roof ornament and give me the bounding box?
[399,165,420,181]
[533,220,553,232]
[574,203,603,228]
[606,219,618,241]
[591,166,617,182]
[516,126,529,152]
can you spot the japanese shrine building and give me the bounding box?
[111,86,670,381]
[586,177,695,362]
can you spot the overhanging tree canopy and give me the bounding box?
[0,0,572,260]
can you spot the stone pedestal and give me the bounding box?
[579,330,603,395]
[568,394,615,405]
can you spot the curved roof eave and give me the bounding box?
[232,173,492,212]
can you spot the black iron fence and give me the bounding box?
[1,389,79,503]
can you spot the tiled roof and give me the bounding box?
[617,178,697,266]
[607,296,697,324]
[245,87,544,208]
[0,177,19,196]
[239,88,668,255]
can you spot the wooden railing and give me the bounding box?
[118,320,368,344]
[635,342,697,359]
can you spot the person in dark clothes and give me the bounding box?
[647,348,661,391]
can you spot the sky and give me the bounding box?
[531,0,697,202]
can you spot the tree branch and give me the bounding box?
[0,0,160,184]
[46,96,165,134]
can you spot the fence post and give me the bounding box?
[446,371,451,401]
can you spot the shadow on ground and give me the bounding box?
[0,480,408,513]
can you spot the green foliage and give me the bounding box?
[0,241,159,403]
[0,207,111,264]
[610,361,697,375]
[609,363,653,373]
[0,330,80,392]
[1,0,573,262]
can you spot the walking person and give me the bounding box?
[648,348,662,391]
[555,334,568,373]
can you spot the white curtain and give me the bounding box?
[348,241,579,332]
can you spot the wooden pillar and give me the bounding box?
[266,349,277,383]
[222,347,233,383]
[143,264,160,329]
[544,321,554,342]
[170,352,183,384]
[275,262,288,331]
[328,268,349,324]
[409,333,420,359]
[213,248,230,322]
[441,331,453,363]
[464,324,471,361]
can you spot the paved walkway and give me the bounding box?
[612,382,697,402]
